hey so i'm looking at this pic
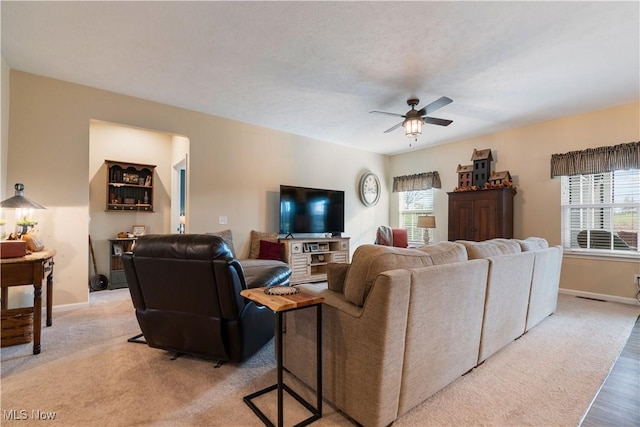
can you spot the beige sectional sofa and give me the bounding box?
[282,237,562,427]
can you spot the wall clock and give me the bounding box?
[359,172,381,207]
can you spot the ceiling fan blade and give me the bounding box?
[423,116,453,127]
[383,122,404,133]
[417,96,453,116]
[370,110,406,118]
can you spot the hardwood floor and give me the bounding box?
[581,315,640,427]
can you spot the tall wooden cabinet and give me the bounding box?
[448,188,515,241]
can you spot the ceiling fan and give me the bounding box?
[370,96,453,138]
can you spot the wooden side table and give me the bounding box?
[241,287,324,427]
[1,249,56,354]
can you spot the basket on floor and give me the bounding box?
[1,307,34,347]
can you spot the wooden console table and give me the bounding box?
[1,249,56,354]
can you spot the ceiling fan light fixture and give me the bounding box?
[403,117,422,138]
[371,96,452,141]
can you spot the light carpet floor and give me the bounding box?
[1,290,638,427]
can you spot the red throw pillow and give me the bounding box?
[392,228,409,248]
[258,240,283,260]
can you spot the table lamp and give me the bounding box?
[1,183,46,236]
[417,215,436,244]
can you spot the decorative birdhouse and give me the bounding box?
[456,164,474,189]
[488,170,512,186]
[470,148,493,188]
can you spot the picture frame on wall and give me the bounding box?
[132,225,146,237]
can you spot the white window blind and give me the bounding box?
[561,169,639,255]
[399,189,434,243]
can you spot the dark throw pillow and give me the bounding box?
[258,239,284,261]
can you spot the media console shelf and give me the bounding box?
[280,237,350,284]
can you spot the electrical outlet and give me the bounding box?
[219,216,227,225]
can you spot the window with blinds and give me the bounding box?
[561,169,639,255]
[399,189,434,243]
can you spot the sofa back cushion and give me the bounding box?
[399,259,488,415]
[207,229,236,257]
[249,230,278,259]
[417,241,468,264]
[343,245,433,306]
[515,237,549,251]
[457,239,521,259]
[477,251,535,363]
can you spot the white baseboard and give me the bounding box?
[50,301,90,313]
[559,288,640,306]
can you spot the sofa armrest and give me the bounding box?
[326,263,350,293]
[285,270,412,427]
[247,265,292,289]
[295,281,363,317]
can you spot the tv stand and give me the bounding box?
[279,237,350,284]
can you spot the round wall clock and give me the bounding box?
[359,172,381,207]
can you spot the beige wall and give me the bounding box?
[1,57,9,199]
[89,121,175,278]
[6,71,388,307]
[5,69,638,305]
[389,102,640,300]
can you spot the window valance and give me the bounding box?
[550,141,640,177]
[392,172,441,192]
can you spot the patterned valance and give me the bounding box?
[392,172,441,192]
[550,141,640,177]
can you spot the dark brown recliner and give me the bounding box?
[122,234,291,363]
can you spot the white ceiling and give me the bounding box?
[2,1,638,155]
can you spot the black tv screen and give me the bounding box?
[279,185,345,235]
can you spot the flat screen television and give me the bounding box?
[279,185,345,235]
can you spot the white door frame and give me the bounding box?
[171,157,187,234]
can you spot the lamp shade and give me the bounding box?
[0,183,46,210]
[417,215,436,229]
[403,117,422,137]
